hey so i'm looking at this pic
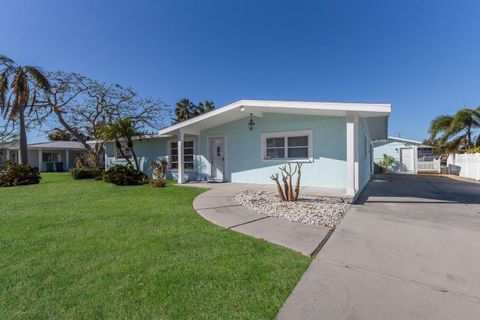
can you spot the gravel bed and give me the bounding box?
[235,190,350,228]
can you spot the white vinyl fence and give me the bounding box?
[417,159,441,173]
[447,153,480,181]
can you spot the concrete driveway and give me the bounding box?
[278,174,480,319]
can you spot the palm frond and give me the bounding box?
[24,66,50,90]
[0,71,10,108]
[0,55,14,66]
[428,114,453,138]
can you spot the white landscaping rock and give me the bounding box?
[235,190,350,228]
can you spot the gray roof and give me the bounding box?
[3,141,85,150]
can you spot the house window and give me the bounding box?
[262,130,312,161]
[115,143,133,160]
[42,152,61,162]
[170,140,194,170]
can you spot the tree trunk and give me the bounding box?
[128,138,139,169]
[281,174,290,201]
[115,138,133,166]
[294,163,302,201]
[18,110,29,165]
[53,107,94,150]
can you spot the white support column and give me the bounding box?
[65,150,70,170]
[177,131,184,184]
[38,149,42,171]
[413,145,418,174]
[346,113,359,196]
[6,149,10,162]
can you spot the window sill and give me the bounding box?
[169,168,196,173]
[262,158,313,163]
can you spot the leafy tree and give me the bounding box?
[174,99,215,123]
[48,128,73,141]
[0,55,50,164]
[99,117,141,169]
[429,108,480,152]
[39,71,168,163]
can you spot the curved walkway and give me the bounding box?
[191,183,332,256]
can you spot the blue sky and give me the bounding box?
[1,0,479,142]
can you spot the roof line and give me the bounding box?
[159,99,392,135]
[387,136,423,144]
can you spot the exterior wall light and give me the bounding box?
[248,113,255,130]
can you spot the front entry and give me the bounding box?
[209,137,225,181]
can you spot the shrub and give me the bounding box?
[0,161,41,187]
[151,179,166,188]
[70,167,104,180]
[376,154,395,172]
[150,159,168,188]
[102,165,148,186]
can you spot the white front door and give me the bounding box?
[400,148,414,172]
[209,137,225,181]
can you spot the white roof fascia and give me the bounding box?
[158,99,392,135]
[387,136,422,145]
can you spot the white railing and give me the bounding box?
[447,153,480,181]
[417,159,441,173]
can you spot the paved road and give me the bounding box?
[278,174,480,320]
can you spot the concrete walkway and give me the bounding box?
[278,174,480,320]
[190,183,332,256]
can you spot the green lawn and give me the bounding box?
[0,174,310,319]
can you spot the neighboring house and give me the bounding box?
[104,100,391,197]
[0,141,85,172]
[373,136,436,174]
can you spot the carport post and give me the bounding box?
[346,113,359,196]
[66,150,69,170]
[38,149,42,171]
[177,130,185,184]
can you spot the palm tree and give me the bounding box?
[175,98,196,123]
[174,99,215,123]
[197,100,215,114]
[429,108,480,152]
[0,55,50,164]
[100,117,141,169]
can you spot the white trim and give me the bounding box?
[206,135,228,181]
[159,100,392,136]
[260,130,313,162]
[177,131,184,183]
[386,136,422,145]
[346,114,359,196]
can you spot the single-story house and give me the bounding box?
[104,100,391,198]
[0,141,85,171]
[373,136,435,174]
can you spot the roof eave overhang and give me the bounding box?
[159,99,392,136]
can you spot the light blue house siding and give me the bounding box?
[197,113,347,188]
[105,113,351,188]
[373,139,415,172]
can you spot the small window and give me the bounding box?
[170,140,195,170]
[115,143,133,160]
[262,130,312,161]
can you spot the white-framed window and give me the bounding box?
[170,140,195,170]
[261,130,313,161]
[115,143,133,160]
